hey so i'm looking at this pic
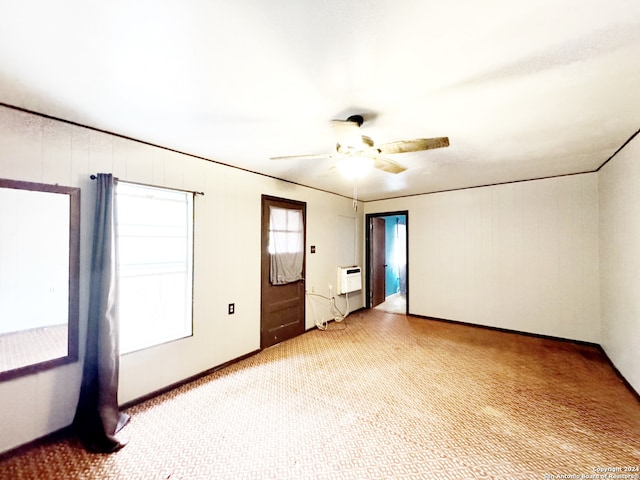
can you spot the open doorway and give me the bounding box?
[365,211,408,314]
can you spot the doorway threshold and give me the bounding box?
[374,293,407,314]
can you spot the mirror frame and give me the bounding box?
[0,178,80,381]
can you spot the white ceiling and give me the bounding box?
[1,0,639,201]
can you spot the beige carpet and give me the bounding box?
[1,310,639,479]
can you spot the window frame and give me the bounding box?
[115,180,195,355]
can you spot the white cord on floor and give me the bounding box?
[306,291,350,330]
[306,291,329,330]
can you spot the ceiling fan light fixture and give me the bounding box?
[336,156,374,180]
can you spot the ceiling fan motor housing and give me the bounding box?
[346,114,364,126]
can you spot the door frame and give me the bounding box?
[365,211,409,313]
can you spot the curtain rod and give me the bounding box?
[89,175,204,196]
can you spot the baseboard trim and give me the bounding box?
[0,426,72,463]
[0,350,262,459]
[3,314,636,459]
[120,349,262,410]
[594,345,640,403]
[411,313,599,346]
[411,313,639,400]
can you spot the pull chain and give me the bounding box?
[352,182,358,211]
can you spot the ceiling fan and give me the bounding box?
[271,114,450,176]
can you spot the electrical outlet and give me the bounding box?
[228,303,235,315]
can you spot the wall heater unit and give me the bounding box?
[337,266,362,294]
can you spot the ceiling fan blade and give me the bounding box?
[270,153,333,161]
[364,154,407,174]
[377,137,450,155]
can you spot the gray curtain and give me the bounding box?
[73,173,130,453]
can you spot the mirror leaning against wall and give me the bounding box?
[0,178,80,381]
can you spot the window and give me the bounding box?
[268,206,304,285]
[116,182,194,354]
[268,206,303,254]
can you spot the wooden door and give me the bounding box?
[261,195,306,349]
[371,217,386,308]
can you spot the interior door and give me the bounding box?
[371,217,386,308]
[261,195,306,349]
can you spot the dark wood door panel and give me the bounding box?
[262,294,305,346]
[371,217,386,307]
[261,195,306,349]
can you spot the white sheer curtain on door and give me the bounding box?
[269,206,303,285]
